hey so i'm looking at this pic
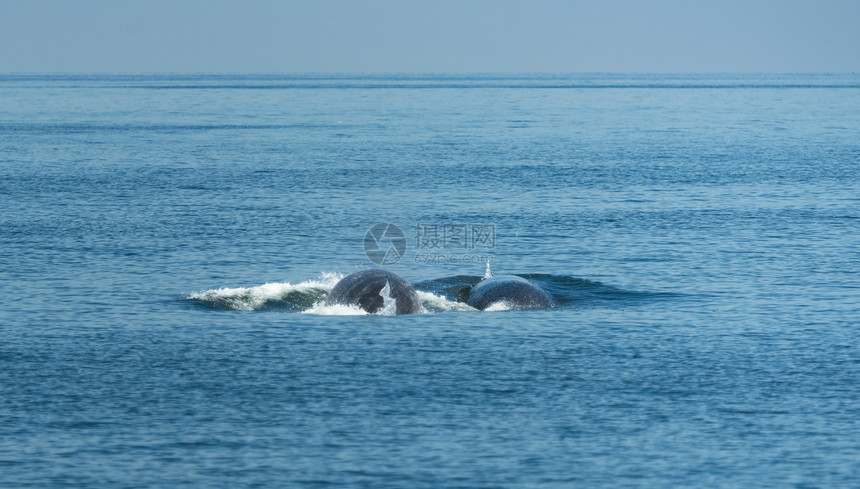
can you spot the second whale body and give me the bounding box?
[466,275,556,311]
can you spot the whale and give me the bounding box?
[466,274,556,311]
[326,269,423,315]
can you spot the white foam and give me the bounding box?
[417,290,477,313]
[483,301,513,312]
[188,272,343,311]
[301,302,368,315]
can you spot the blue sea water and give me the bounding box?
[1,73,859,487]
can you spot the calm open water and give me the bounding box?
[1,74,859,487]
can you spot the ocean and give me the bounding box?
[1,73,858,487]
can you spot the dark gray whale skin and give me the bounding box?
[326,269,422,315]
[466,275,556,310]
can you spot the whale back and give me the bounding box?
[466,275,556,311]
[327,269,422,315]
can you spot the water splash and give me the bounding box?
[185,273,341,311]
[484,259,494,279]
[378,280,398,316]
[301,302,368,315]
[484,301,513,312]
[416,291,477,313]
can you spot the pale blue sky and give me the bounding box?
[1,0,858,73]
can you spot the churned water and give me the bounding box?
[1,74,859,487]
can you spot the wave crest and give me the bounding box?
[185,273,342,312]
